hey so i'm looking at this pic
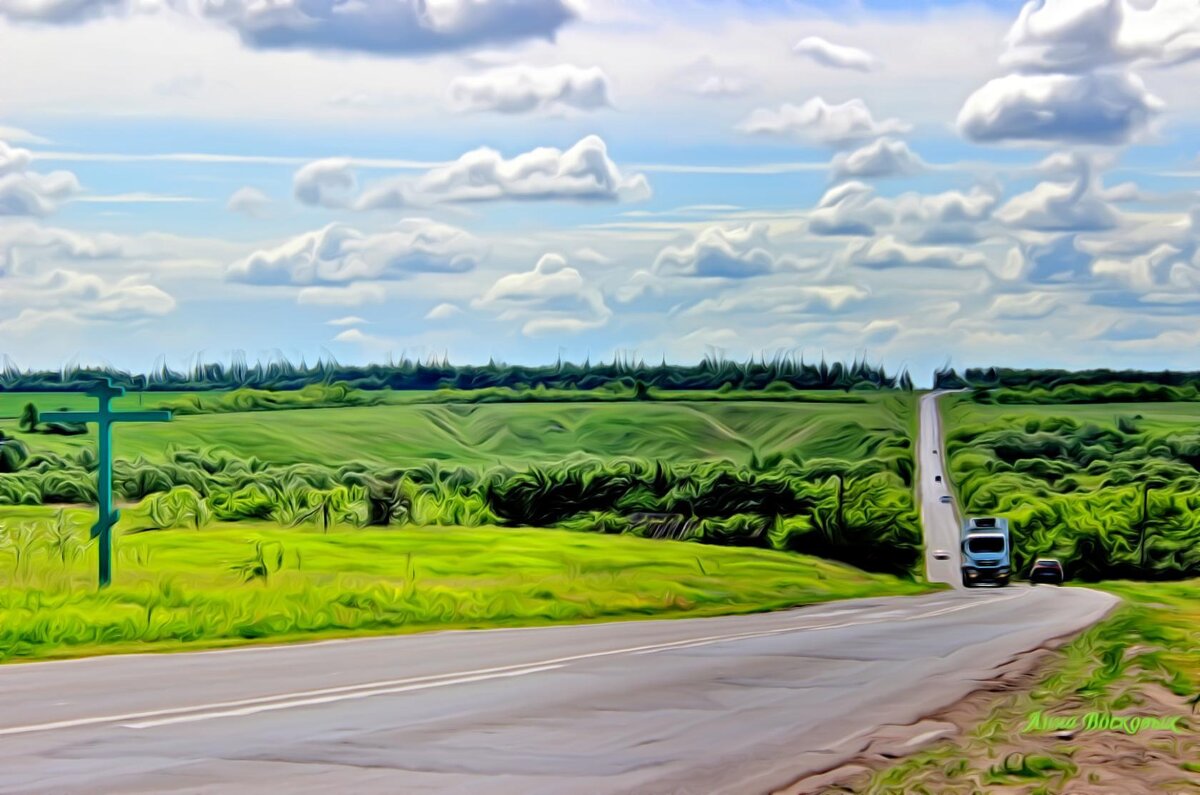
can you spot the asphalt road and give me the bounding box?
[0,392,1119,794]
[919,389,966,586]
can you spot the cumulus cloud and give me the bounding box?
[987,290,1062,319]
[997,153,1122,231]
[831,137,925,181]
[653,224,802,279]
[447,64,610,114]
[346,135,650,208]
[793,36,878,71]
[226,186,271,217]
[807,181,893,237]
[893,187,999,243]
[958,70,1162,145]
[840,235,989,271]
[226,220,482,286]
[0,222,123,275]
[0,269,175,333]
[680,285,869,317]
[326,315,367,326]
[736,97,909,147]
[1002,0,1200,73]
[293,158,357,209]
[198,0,577,56]
[0,139,81,216]
[956,0,1199,144]
[472,253,611,335]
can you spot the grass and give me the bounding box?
[1,392,915,470]
[0,505,935,663]
[852,581,1199,794]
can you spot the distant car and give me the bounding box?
[934,475,942,482]
[932,549,951,561]
[939,495,952,504]
[1030,558,1065,585]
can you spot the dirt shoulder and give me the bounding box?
[776,582,1200,795]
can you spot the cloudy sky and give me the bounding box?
[2,0,1199,380]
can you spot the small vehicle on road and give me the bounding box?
[934,475,942,483]
[1030,558,1065,585]
[939,495,952,504]
[932,549,951,561]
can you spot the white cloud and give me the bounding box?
[293,158,357,209]
[956,0,1198,145]
[831,137,924,181]
[473,253,610,336]
[0,125,49,145]
[681,285,868,317]
[227,220,482,286]
[807,181,893,237]
[326,315,367,326]
[653,224,802,279]
[0,269,175,333]
[447,64,610,114]
[354,135,650,208]
[0,221,123,274]
[201,0,577,56]
[1002,0,1200,73]
[997,153,1121,231]
[0,139,80,216]
[987,290,1062,319]
[841,235,989,271]
[425,302,462,320]
[226,186,272,217]
[793,36,878,71]
[736,97,910,147]
[893,187,999,243]
[958,70,1162,145]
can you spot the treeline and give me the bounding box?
[948,412,1200,580]
[0,448,922,576]
[0,354,913,393]
[934,366,1200,400]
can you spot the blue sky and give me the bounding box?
[2,0,1200,381]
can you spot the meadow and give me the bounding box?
[941,395,1200,579]
[0,506,933,662]
[0,389,912,469]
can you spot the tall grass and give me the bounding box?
[0,514,933,662]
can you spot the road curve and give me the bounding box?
[0,393,1119,794]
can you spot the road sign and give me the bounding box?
[40,378,171,588]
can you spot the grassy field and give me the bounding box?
[844,581,1199,794]
[0,505,934,662]
[940,394,1200,579]
[2,392,915,470]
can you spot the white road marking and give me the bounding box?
[0,591,1026,736]
[123,665,567,729]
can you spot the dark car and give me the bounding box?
[1030,558,1064,585]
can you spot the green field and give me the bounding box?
[1,391,913,469]
[941,395,1200,578]
[0,506,933,662]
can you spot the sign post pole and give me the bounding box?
[41,379,172,588]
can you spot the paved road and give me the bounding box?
[0,392,1118,794]
[919,389,965,586]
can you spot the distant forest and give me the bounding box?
[0,355,914,393]
[934,366,1200,391]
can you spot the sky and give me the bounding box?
[1,0,1199,381]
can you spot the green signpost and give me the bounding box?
[41,379,171,588]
